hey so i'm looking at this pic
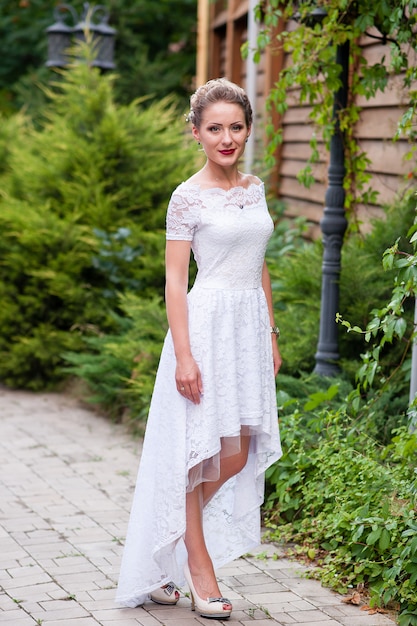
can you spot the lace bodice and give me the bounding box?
[166,182,274,290]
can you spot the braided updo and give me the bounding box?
[187,78,253,129]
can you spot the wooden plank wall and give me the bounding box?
[205,1,414,237]
[279,26,413,237]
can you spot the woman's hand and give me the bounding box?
[272,337,282,377]
[176,355,204,404]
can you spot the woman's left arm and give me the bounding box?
[262,261,282,376]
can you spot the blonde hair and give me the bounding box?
[188,78,253,129]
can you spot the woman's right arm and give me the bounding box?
[165,239,203,404]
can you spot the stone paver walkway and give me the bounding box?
[0,388,396,625]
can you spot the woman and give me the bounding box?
[116,78,282,619]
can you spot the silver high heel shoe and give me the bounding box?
[150,581,180,605]
[183,561,232,619]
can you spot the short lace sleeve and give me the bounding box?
[166,184,201,241]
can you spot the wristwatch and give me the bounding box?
[270,326,280,338]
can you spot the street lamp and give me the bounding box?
[46,3,116,70]
[293,2,349,376]
[294,3,397,376]
[313,39,349,376]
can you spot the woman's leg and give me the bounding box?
[185,484,224,599]
[184,432,251,600]
[202,433,251,506]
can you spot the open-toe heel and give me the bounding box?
[183,562,232,619]
[150,582,180,605]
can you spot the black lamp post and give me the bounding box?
[292,3,400,376]
[293,2,349,376]
[314,40,349,376]
[46,3,116,70]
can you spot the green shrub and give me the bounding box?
[0,52,195,388]
[0,200,106,388]
[2,65,195,230]
[63,294,168,428]
[265,219,417,623]
[269,194,415,387]
[265,390,417,624]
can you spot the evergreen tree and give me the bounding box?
[0,49,197,388]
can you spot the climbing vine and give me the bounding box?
[243,0,417,222]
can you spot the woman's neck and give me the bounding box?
[202,164,242,190]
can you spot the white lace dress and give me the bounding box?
[116,180,282,608]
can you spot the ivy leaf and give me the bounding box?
[366,527,382,546]
[379,528,391,552]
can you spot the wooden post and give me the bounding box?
[196,0,209,86]
[264,16,285,195]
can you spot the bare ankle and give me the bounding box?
[187,560,221,598]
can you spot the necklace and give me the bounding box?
[232,187,245,210]
[213,175,244,209]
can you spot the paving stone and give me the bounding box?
[99,620,154,626]
[0,593,21,610]
[294,623,342,626]
[1,571,53,589]
[0,617,38,625]
[267,602,298,613]
[286,608,333,621]
[310,595,348,608]
[150,617,205,626]
[241,621,285,626]
[289,599,318,610]
[244,591,302,604]
[129,614,177,626]
[337,617,396,626]
[267,614,304,624]
[5,564,47,579]
[42,616,99,626]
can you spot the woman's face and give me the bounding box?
[192,101,250,168]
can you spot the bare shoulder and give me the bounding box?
[241,173,263,188]
[184,172,206,186]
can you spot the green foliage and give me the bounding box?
[268,194,415,391]
[110,0,197,106]
[248,0,417,214]
[63,294,168,427]
[336,206,417,424]
[0,0,51,115]
[265,198,417,623]
[0,0,197,115]
[264,388,417,623]
[0,52,196,388]
[92,227,144,298]
[3,57,194,231]
[0,199,105,389]
[268,237,322,374]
